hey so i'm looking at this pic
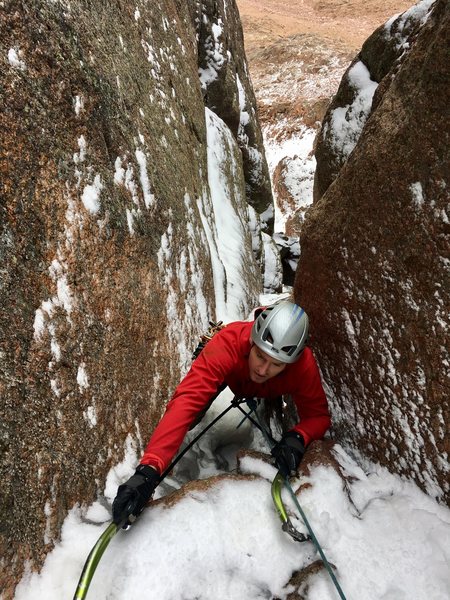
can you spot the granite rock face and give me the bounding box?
[0,0,269,594]
[295,0,449,502]
[273,156,314,235]
[195,0,273,228]
[313,0,440,203]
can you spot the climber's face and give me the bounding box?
[248,345,286,383]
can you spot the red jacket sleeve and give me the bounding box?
[290,348,331,446]
[140,330,236,473]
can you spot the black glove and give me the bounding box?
[112,464,160,527]
[271,431,305,478]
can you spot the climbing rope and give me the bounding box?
[239,398,347,600]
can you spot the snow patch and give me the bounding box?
[8,47,26,70]
[15,445,450,600]
[73,135,86,165]
[385,0,436,49]
[73,95,84,116]
[262,232,282,293]
[410,181,424,208]
[83,405,97,428]
[135,149,155,209]
[263,127,317,231]
[198,17,225,89]
[76,363,89,391]
[328,60,378,160]
[81,175,103,214]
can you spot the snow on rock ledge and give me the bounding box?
[201,107,260,322]
[194,0,273,224]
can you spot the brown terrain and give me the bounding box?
[237,0,413,136]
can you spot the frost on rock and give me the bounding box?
[247,204,263,263]
[113,155,145,233]
[83,405,97,428]
[157,196,211,376]
[262,232,282,294]
[410,181,425,209]
[135,149,155,209]
[301,241,449,500]
[73,94,84,116]
[8,47,26,70]
[328,61,378,161]
[384,0,437,50]
[76,363,89,391]
[236,73,250,138]
[195,0,273,216]
[81,175,103,214]
[198,16,225,89]
[33,255,75,369]
[202,108,260,321]
[313,0,438,203]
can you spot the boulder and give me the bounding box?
[313,0,438,202]
[296,0,449,502]
[273,154,315,236]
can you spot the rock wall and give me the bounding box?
[0,0,270,594]
[313,0,441,202]
[296,0,449,502]
[195,0,273,227]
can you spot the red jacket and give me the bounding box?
[141,321,330,473]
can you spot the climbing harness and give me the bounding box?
[191,320,225,360]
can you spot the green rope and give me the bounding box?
[246,398,347,600]
[73,522,118,599]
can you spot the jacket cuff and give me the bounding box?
[293,428,309,447]
[139,455,163,474]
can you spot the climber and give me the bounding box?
[112,300,331,526]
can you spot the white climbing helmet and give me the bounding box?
[251,301,309,363]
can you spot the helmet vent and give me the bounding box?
[281,345,297,356]
[263,330,274,344]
